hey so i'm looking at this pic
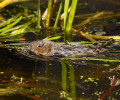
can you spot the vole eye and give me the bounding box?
[37,44,42,48]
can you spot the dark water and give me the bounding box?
[0,46,120,100]
[0,0,120,100]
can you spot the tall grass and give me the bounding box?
[66,0,78,32]
[54,0,64,28]
[0,16,22,33]
[37,0,41,28]
[38,0,78,32]
[0,16,32,37]
[46,0,53,28]
[63,0,78,42]
[64,0,70,29]
[0,0,78,39]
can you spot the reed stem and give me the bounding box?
[64,0,70,29]
[66,0,78,32]
[46,0,53,28]
[54,0,64,29]
[37,0,41,28]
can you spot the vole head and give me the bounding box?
[28,40,55,56]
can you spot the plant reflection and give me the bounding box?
[61,62,76,100]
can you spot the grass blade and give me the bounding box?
[66,0,78,32]
[64,0,70,29]
[0,16,22,33]
[37,0,41,28]
[54,0,64,28]
[0,13,22,28]
[46,0,52,27]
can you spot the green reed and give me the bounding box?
[0,13,22,28]
[36,0,78,32]
[64,0,70,29]
[62,0,78,42]
[0,15,32,38]
[54,0,64,28]
[0,22,31,37]
[46,0,53,27]
[0,16,22,33]
[66,0,78,32]
[37,0,41,28]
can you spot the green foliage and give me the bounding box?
[37,0,41,28]
[0,0,78,41]
[46,0,53,27]
[0,13,22,28]
[0,15,31,38]
[54,0,64,28]
[43,36,61,40]
[0,16,22,33]
[64,0,70,29]
[66,0,78,32]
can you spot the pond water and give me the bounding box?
[0,0,120,100]
[0,45,120,100]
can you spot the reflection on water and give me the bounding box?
[0,49,120,100]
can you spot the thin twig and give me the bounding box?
[72,28,96,42]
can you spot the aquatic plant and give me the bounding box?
[64,0,70,29]
[46,0,53,27]
[37,0,41,28]
[54,0,64,28]
[0,14,32,38]
[65,0,78,32]
[43,36,61,41]
[0,0,78,39]
[1,0,120,43]
[0,16,22,33]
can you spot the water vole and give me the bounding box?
[27,40,101,57]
